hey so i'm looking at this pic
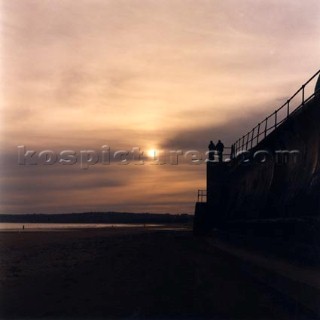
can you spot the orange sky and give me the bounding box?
[1,0,320,214]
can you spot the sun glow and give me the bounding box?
[147,149,157,158]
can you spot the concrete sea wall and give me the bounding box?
[194,95,320,239]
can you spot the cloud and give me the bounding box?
[1,0,320,214]
[0,147,206,214]
[159,99,289,150]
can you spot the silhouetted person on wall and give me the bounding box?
[216,140,224,162]
[208,140,215,160]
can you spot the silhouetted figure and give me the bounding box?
[22,225,25,230]
[208,140,215,160]
[216,140,224,162]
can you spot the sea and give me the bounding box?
[0,223,189,231]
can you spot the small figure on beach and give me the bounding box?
[208,140,215,160]
[216,140,224,162]
[22,225,25,230]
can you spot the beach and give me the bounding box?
[0,226,312,319]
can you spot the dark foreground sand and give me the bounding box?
[0,226,315,319]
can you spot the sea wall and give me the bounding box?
[196,95,320,237]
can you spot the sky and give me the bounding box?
[1,0,320,214]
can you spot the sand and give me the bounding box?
[0,226,313,319]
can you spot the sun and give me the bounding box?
[147,149,157,158]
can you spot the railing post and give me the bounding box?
[256,123,260,145]
[264,118,268,138]
[275,111,278,128]
[242,136,245,150]
[246,132,250,150]
[250,128,255,149]
[302,84,305,105]
[287,100,290,118]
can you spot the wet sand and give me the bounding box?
[0,227,314,319]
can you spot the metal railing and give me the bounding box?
[232,69,320,154]
[208,147,233,162]
[197,189,207,202]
